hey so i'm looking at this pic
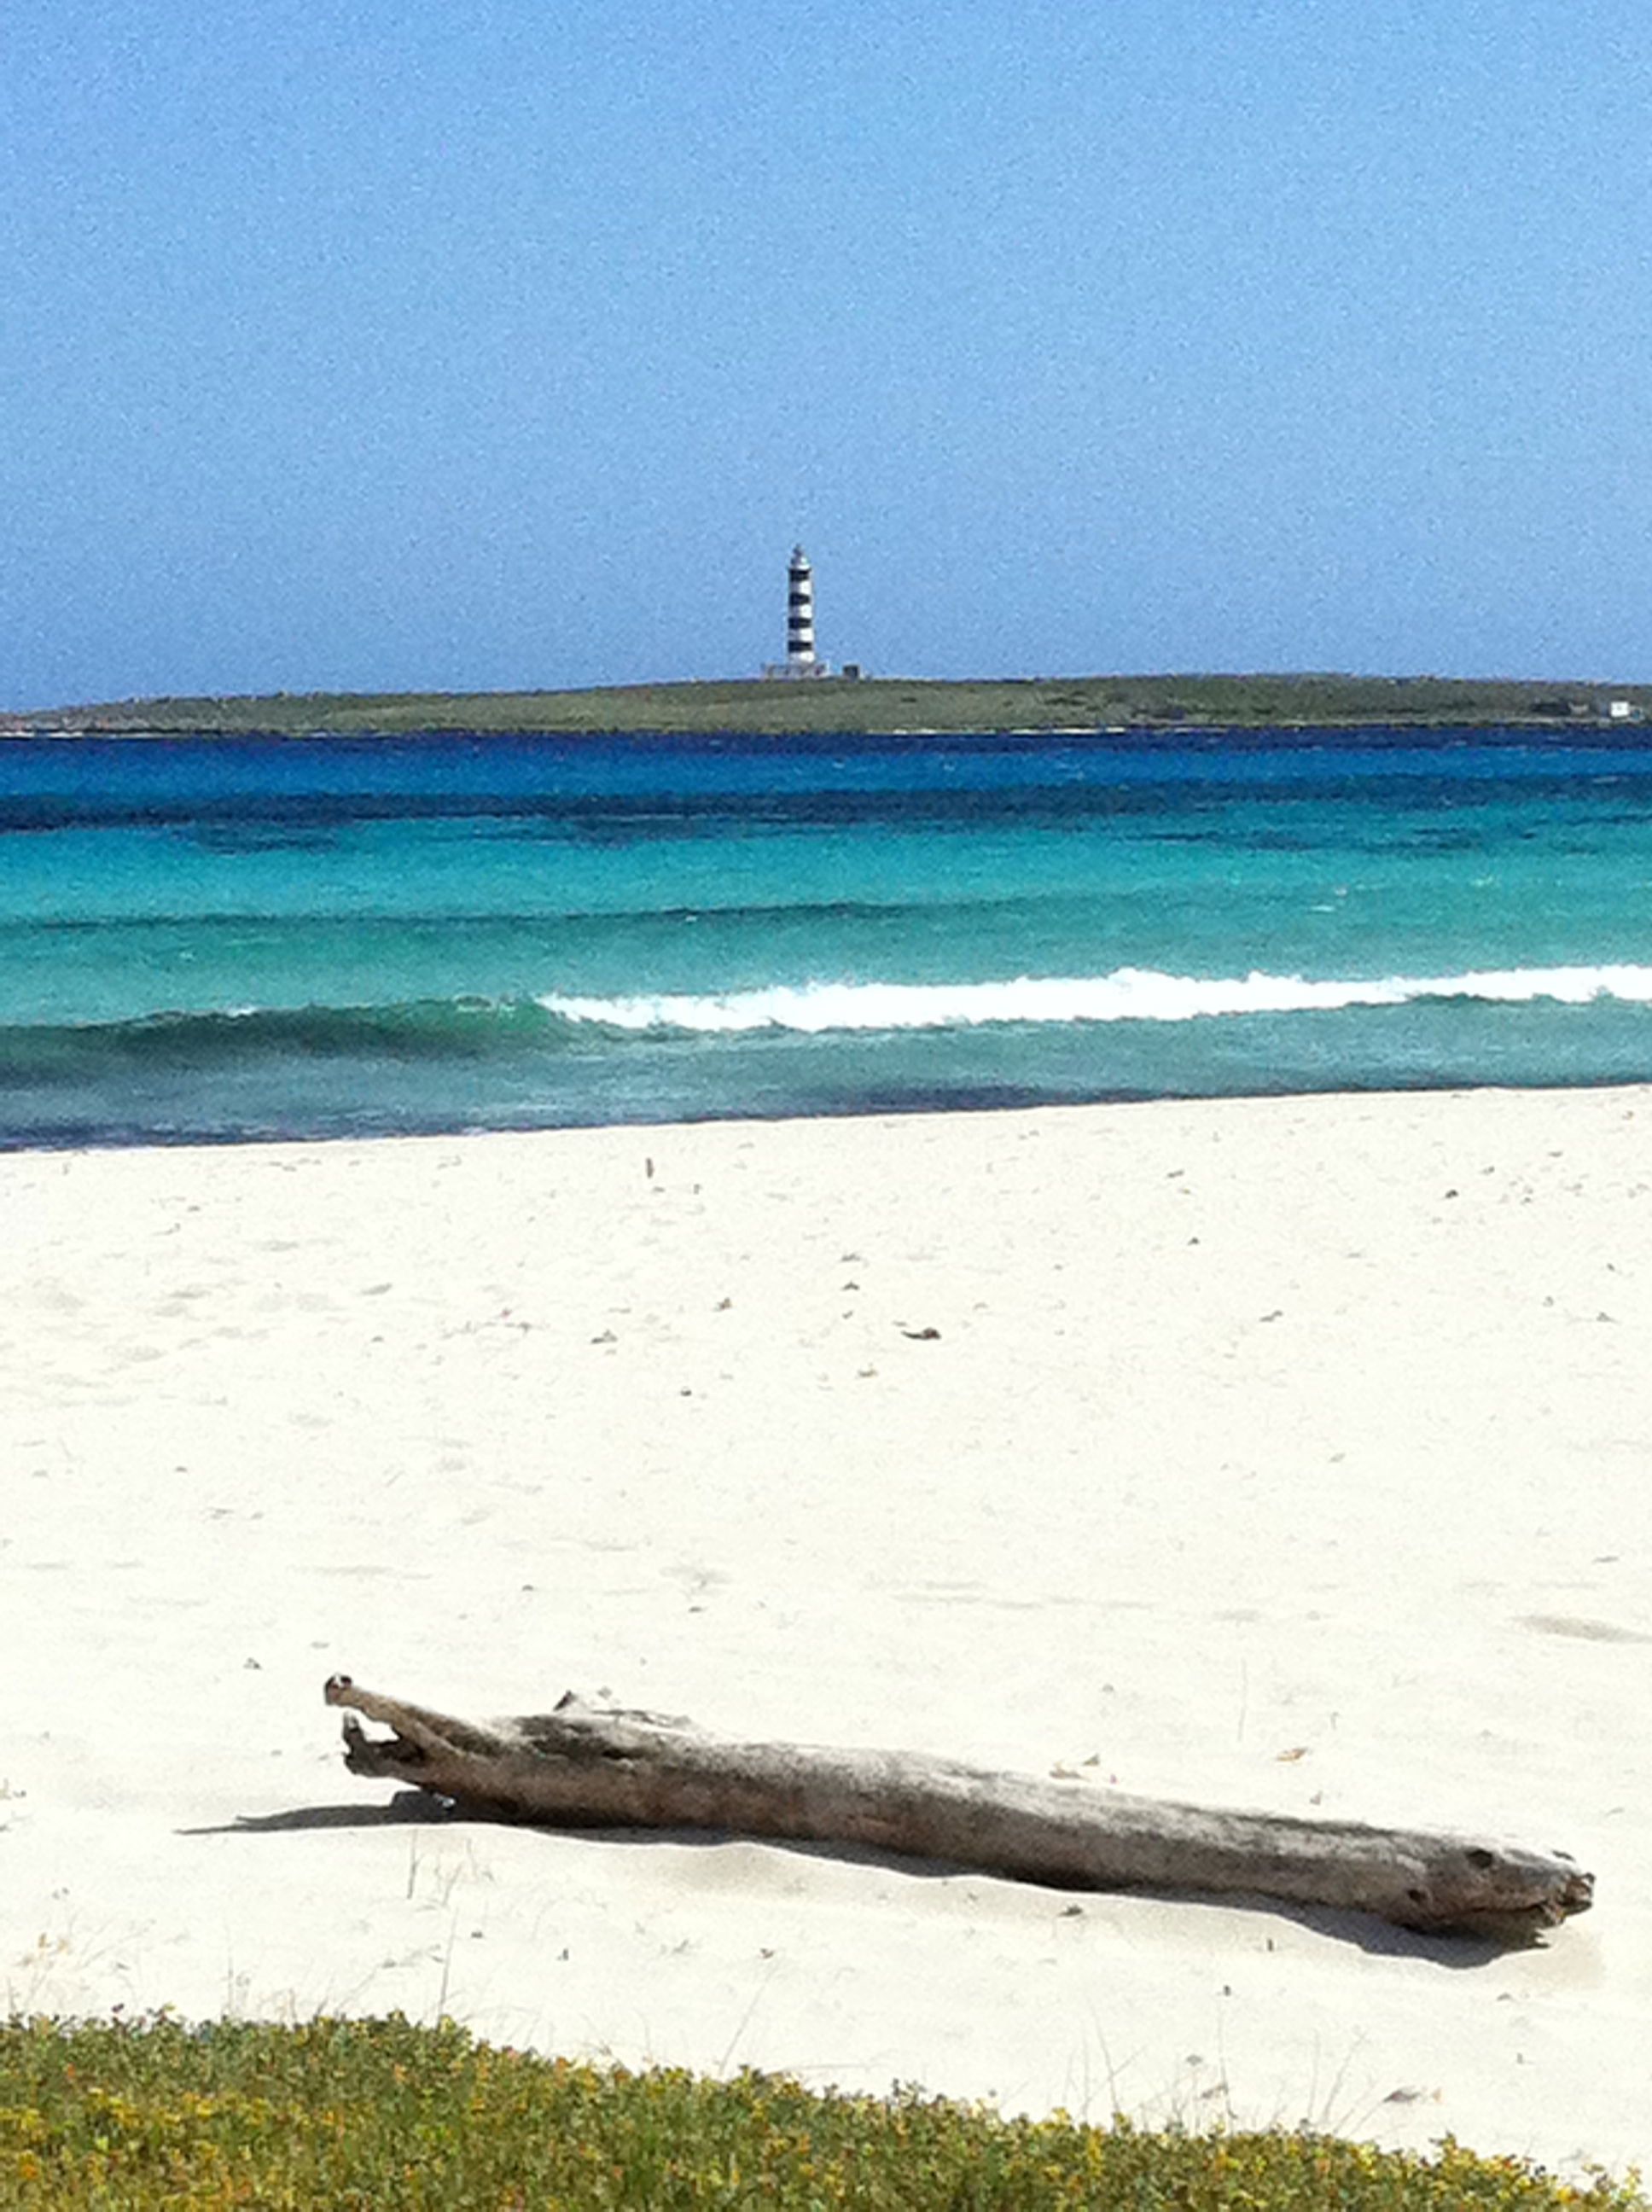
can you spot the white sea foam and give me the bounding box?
[538,964,1652,1035]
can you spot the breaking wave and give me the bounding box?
[539,964,1652,1034]
[6,963,1650,1094]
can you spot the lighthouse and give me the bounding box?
[763,545,831,678]
[786,544,817,669]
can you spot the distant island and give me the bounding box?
[6,672,1649,738]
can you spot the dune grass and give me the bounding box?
[0,2013,1641,2209]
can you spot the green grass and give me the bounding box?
[0,2015,1640,2209]
[12,671,1652,737]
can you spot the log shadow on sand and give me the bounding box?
[182,1794,1533,1967]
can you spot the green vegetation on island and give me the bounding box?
[10,672,1652,738]
[2,2014,1641,2209]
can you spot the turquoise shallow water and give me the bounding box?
[5,728,1652,1146]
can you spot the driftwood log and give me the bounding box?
[324,1674,1592,1944]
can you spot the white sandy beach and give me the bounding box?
[4,1089,1650,2178]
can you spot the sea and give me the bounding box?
[5,725,1652,1150]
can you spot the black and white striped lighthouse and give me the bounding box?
[763,544,849,678]
[786,544,817,669]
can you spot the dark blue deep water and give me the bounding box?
[6,727,1652,1146]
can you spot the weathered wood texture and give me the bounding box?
[324,1674,1592,1943]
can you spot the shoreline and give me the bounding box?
[7,1063,1652,1160]
[6,1086,1650,2174]
[5,723,1647,750]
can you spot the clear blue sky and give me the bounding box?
[5,0,1652,707]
